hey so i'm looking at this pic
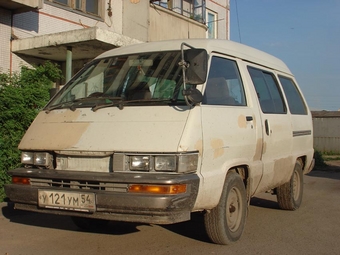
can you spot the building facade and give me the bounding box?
[0,0,230,84]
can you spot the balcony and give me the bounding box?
[0,0,43,11]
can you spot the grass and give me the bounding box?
[314,150,340,164]
[323,155,340,161]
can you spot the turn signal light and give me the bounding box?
[128,184,187,194]
[12,177,30,185]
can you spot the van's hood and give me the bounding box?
[19,106,190,153]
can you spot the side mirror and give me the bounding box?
[184,49,208,84]
[182,87,203,104]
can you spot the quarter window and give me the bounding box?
[203,57,246,106]
[248,67,286,114]
[279,76,307,115]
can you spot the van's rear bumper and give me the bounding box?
[5,168,199,224]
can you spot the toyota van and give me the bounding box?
[5,39,314,244]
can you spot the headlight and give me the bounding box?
[34,152,51,166]
[155,156,176,171]
[130,156,150,171]
[21,152,34,164]
[178,154,198,173]
[21,151,52,168]
[127,153,198,173]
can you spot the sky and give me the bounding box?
[229,0,340,111]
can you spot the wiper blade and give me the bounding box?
[91,98,173,112]
[91,97,127,112]
[46,96,123,113]
[45,102,75,113]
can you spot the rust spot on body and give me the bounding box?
[195,139,203,155]
[272,157,294,185]
[210,139,224,159]
[19,110,89,150]
[238,115,247,128]
[253,138,263,161]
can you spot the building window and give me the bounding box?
[206,9,217,38]
[50,0,101,17]
[151,0,206,23]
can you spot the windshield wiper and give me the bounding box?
[46,96,121,113]
[91,98,174,112]
[45,102,76,113]
[45,98,93,113]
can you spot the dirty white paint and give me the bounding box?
[19,106,190,152]
[19,39,314,213]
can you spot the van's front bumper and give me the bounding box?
[5,168,199,224]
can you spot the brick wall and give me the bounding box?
[0,8,11,73]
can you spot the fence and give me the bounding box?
[312,111,340,154]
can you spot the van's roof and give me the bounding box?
[97,39,292,74]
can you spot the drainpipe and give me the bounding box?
[66,46,72,82]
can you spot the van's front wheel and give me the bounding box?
[276,160,303,210]
[204,171,247,245]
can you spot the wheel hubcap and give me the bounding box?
[226,187,242,232]
[292,170,300,201]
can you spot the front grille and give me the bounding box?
[56,155,112,172]
[30,178,128,192]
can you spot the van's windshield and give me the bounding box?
[46,51,193,111]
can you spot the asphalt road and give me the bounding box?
[1,168,339,255]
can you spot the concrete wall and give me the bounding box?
[12,0,43,8]
[313,117,340,154]
[123,0,149,42]
[206,0,229,39]
[149,6,207,41]
[3,1,229,74]
[0,8,11,73]
[10,2,123,72]
[12,3,119,39]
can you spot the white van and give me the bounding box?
[5,39,314,245]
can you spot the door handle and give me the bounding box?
[265,119,270,135]
[246,116,253,121]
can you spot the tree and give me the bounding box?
[0,62,62,201]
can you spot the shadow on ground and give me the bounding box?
[1,202,143,235]
[161,212,211,243]
[1,202,211,243]
[250,197,280,210]
[309,162,340,180]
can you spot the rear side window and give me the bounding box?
[248,67,286,114]
[203,56,246,106]
[279,76,307,115]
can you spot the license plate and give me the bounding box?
[38,190,96,212]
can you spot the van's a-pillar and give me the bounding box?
[66,46,72,83]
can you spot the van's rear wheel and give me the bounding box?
[71,216,109,230]
[204,171,247,245]
[276,160,303,210]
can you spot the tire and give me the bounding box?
[204,171,247,245]
[276,160,303,210]
[71,216,109,231]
